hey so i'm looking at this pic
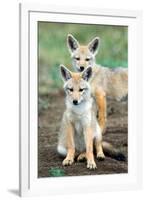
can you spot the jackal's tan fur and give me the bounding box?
[67,34,128,132]
[57,66,104,169]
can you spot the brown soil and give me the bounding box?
[38,93,128,178]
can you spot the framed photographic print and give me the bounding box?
[19,3,143,197]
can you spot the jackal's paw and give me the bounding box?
[87,159,97,169]
[97,152,105,161]
[62,157,74,166]
[77,153,86,162]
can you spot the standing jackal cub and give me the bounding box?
[67,34,128,132]
[57,65,104,169]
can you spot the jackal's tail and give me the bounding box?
[102,141,126,161]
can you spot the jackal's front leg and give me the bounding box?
[84,127,97,169]
[62,123,75,166]
[95,89,107,133]
[95,139,105,161]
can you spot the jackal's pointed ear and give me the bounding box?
[82,67,92,81]
[67,34,79,53]
[88,37,100,55]
[60,65,72,82]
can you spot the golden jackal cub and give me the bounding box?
[67,34,128,132]
[57,65,104,169]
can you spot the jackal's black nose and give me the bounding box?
[73,100,78,105]
[80,66,84,71]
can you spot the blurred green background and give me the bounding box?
[38,22,128,97]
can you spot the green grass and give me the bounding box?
[48,168,65,177]
[38,22,128,95]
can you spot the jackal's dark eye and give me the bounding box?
[68,88,73,92]
[85,58,90,61]
[79,88,84,92]
[75,57,80,61]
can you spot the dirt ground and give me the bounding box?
[38,92,128,178]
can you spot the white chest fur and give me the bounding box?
[66,99,92,127]
[66,100,93,152]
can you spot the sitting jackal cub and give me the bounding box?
[57,65,104,169]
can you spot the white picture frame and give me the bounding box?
[19,3,143,197]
